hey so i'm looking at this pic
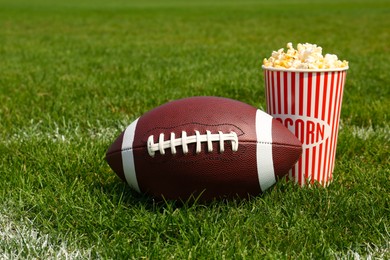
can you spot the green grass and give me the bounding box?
[0,0,389,258]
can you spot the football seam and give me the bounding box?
[141,122,245,138]
[106,123,246,155]
[115,141,301,153]
[270,142,302,149]
[105,141,302,166]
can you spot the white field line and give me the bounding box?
[0,211,94,259]
[330,225,390,259]
[350,124,389,141]
[331,242,390,260]
[2,119,131,145]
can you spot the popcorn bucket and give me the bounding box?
[262,66,348,186]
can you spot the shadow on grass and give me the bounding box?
[97,176,264,213]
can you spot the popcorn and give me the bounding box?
[263,42,348,69]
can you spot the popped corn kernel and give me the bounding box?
[263,42,348,70]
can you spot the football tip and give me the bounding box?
[105,131,126,182]
[271,118,303,178]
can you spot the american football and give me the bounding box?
[106,96,302,200]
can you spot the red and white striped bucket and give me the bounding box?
[263,66,348,186]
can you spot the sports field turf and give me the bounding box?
[0,0,389,258]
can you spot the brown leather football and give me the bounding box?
[106,96,302,200]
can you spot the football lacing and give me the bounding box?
[147,130,239,157]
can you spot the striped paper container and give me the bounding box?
[262,66,348,186]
